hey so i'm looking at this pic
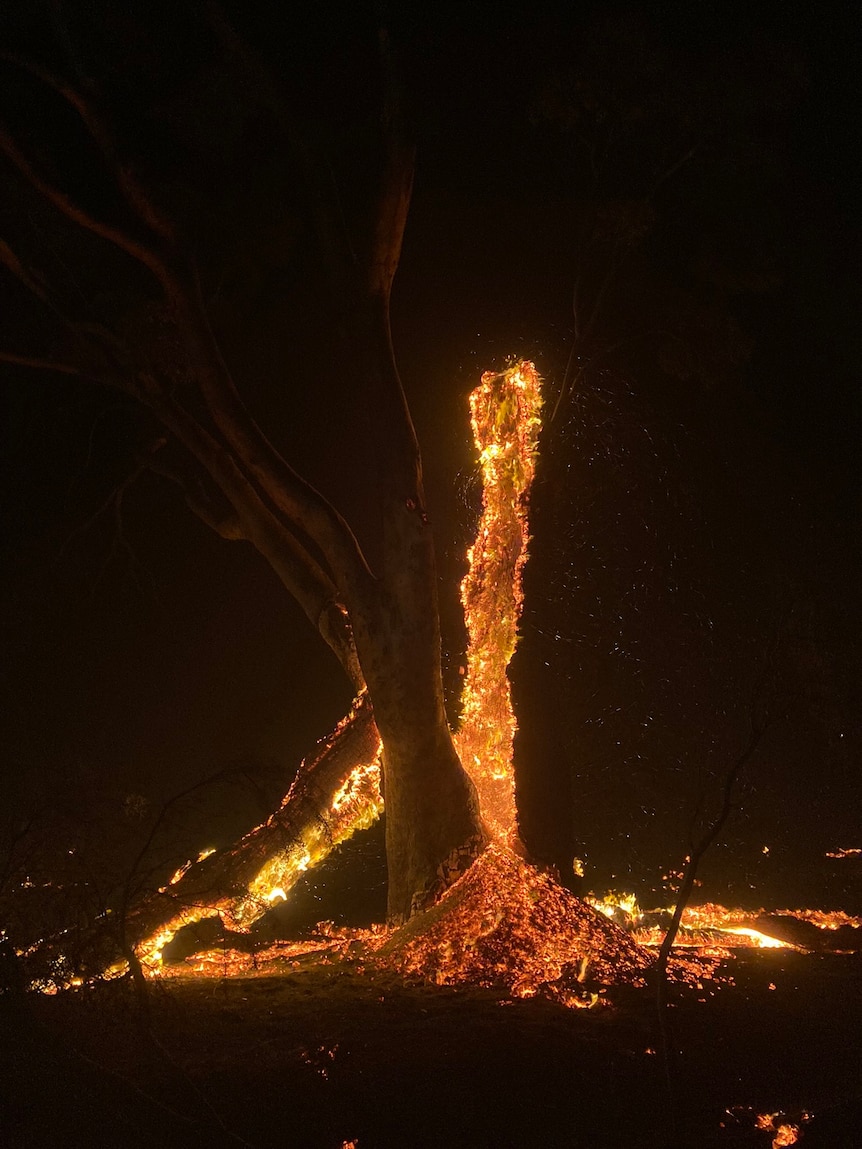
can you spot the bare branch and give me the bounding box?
[0,122,166,277]
[0,51,176,242]
[161,474,248,542]
[169,266,377,597]
[0,24,377,641]
[368,29,415,303]
[0,237,52,305]
[203,2,356,296]
[0,349,116,387]
[136,375,364,686]
[0,236,144,394]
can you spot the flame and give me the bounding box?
[583,896,858,953]
[586,891,643,926]
[229,755,382,931]
[772,1125,801,1147]
[455,361,542,846]
[137,905,218,971]
[721,927,786,950]
[756,1113,804,1146]
[776,908,862,930]
[159,846,217,893]
[125,358,862,986]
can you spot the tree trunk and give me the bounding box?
[349,504,486,923]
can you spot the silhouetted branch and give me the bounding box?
[0,50,175,241]
[0,349,117,388]
[0,123,167,277]
[203,2,357,298]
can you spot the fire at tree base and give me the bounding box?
[152,845,653,1007]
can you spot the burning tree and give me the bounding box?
[0,7,648,993]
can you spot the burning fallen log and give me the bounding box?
[124,692,383,967]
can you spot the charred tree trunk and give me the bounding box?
[351,550,485,921]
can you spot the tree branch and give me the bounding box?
[0,236,146,398]
[202,2,357,297]
[368,30,415,304]
[167,265,377,597]
[0,51,175,241]
[0,123,167,277]
[1,27,377,641]
[0,349,118,388]
[136,376,364,687]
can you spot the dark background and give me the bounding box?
[1,1,859,929]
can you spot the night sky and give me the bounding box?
[1,1,859,924]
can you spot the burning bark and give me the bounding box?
[456,362,542,849]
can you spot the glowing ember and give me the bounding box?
[128,362,540,973]
[756,1113,805,1147]
[377,845,649,1001]
[775,908,862,930]
[137,906,218,971]
[720,927,786,950]
[624,901,814,952]
[159,846,216,892]
[581,896,861,953]
[824,847,862,858]
[455,361,542,847]
[228,757,382,931]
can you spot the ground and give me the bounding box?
[2,950,860,1148]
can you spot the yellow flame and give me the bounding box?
[159,846,217,892]
[137,906,218,972]
[587,891,642,924]
[722,927,786,950]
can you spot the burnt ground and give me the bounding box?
[1,951,860,1149]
